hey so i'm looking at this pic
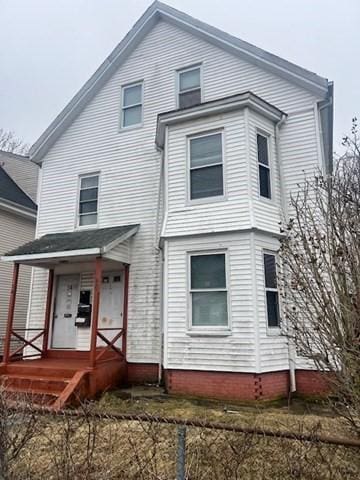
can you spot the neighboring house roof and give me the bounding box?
[0,165,37,213]
[29,0,331,163]
[0,150,39,202]
[3,224,139,258]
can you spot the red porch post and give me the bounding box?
[122,264,129,359]
[42,268,54,356]
[3,263,20,364]
[90,256,102,368]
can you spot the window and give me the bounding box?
[121,82,143,128]
[257,134,271,199]
[190,253,228,327]
[178,66,201,109]
[78,174,99,226]
[263,253,280,328]
[189,132,223,200]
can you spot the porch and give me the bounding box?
[0,225,139,409]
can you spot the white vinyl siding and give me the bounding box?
[0,210,35,352]
[28,19,325,368]
[121,82,143,128]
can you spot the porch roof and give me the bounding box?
[1,224,139,265]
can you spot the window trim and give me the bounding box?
[187,250,231,333]
[256,131,273,202]
[76,172,100,229]
[187,129,226,205]
[262,250,281,333]
[176,64,203,109]
[120,81,144,130]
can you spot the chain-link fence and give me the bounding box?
[0,398,359,480]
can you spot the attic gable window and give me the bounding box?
[257,134,271,199]
[178,66,201,109]
[121,82,143,128]
[78,174,99,227]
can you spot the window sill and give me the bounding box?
[186,329,232,337]
[118,123,143,133]
[187,195,227,207]
[266,327,282,336]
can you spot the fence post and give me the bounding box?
[176,425,186,480]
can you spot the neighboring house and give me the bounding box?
[1,1,333,405]
[0,150,38,353]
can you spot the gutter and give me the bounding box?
[274,113,297,395]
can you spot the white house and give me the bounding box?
[1,1,333,406]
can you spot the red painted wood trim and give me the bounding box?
[122,264,129,360]
[42,269,54,356]
[3,263,19,364]
[90,257,102,368]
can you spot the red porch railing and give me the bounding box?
[5,328,46,361]
[95,328,125,362]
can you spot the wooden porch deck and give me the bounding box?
[0,350,127,410]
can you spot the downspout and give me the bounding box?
[155,142,165,385]
[275,113,296,395]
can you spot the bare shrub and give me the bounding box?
[279,119,360,434]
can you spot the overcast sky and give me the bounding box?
[0,0,359,153]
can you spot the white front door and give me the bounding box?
[52,274,80,349]
[98,272,124,346]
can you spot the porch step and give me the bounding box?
[1,374,70,393]
[5,363,80,379]
[3,386,58,406]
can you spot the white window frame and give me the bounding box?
[120,81,143,129]
[176,64,203,109]
[187,250,231,334]
[187,129,226,205]
[76,172,100,229]
[256,131,273,201]
[263,250,281,333]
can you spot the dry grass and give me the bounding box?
[2,390,359,479]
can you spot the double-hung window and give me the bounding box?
[121,82,143,128]
[178,66,201,109]
[190,253,228,327]
[189,132,224,200]
[78,174,99,227]
[257,134,271,199]
[263,252,280,328]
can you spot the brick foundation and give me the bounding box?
[126,363,159,384]
[295,369,332,396]
[164,369,332,401]
[164,369,290,401]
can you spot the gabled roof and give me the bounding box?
[30,1,330,163]
[3,224,139,259]
[0,165,37,213]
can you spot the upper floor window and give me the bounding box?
[178,65,201,109]
[190,252,228,327]
[121,82,143,128]
[263,252,280,328]
[78,174,99,227]
[257,134,271,199]
[189,132,223,200]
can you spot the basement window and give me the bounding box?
[78,174,99,227]
[257,134,271,199]
[190,252,228,327]
[178,65,202,109]
[263,252,280,328]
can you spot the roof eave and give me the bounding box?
[0,197,37,221]
[156,92,287,148]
